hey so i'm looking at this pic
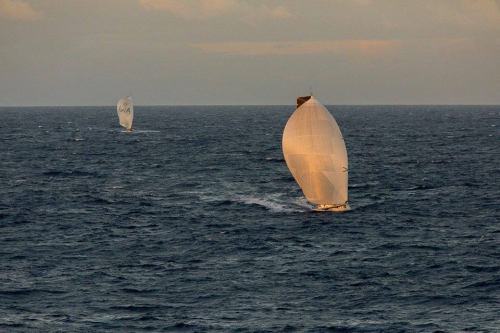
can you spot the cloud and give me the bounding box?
[353,0,372,6]
[139,0,291,21]
[0,0,42,21]
[191,37,495,59]
[192,40,395,56]
[458,0,500,27]
[383,0,500,32]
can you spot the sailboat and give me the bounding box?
[117,96,134,132]
[282,94,349,212]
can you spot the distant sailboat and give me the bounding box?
[117,96,134,132]
[282,95,349,212]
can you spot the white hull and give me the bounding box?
[313,203,350,212]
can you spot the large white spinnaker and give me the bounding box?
[117,96,134,131]
[282,95,348,211]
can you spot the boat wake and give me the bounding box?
[132,130,160,133]
[194,181,311,213]
[233,195,307,213]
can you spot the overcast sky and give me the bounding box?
[1,0,500,106]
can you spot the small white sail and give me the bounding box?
[117,96,134,131]
[282,95,348,210]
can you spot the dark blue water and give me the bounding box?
[1,105,499,332]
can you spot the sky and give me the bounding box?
[1,0,500,106]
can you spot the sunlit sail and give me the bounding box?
[117,96,134,132]
[282,95,349,212]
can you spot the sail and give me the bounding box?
[117,96,134,130]
[296,95,312,109]
[282,96,348,205]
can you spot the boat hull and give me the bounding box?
[313,203,350,212]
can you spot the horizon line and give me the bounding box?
[2,103,500,108]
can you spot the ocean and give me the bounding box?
[1,105,499,332]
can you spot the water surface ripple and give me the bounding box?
[1,105,499,332]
